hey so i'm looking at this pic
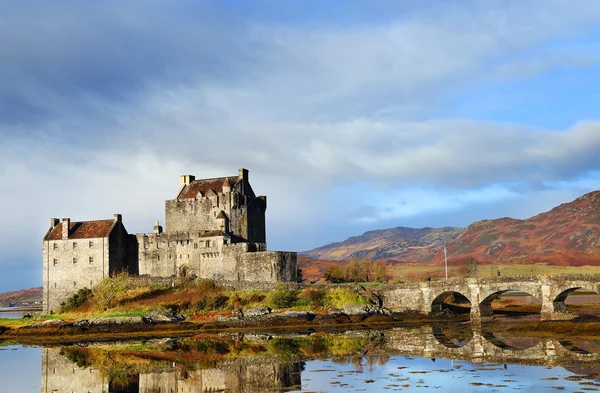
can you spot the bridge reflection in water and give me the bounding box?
[41,325,600,392]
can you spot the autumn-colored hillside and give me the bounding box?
[0,286,42,306]
[303,226,465,262]
[431,190,600,267]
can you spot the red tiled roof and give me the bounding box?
[45,220,116,241]
[179,176,239,199]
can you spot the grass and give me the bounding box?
[388,264,600,283]
[12,279,372,323]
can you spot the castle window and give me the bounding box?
[89,256,93,264]
[53,243,58,251]
[168,241,173,248]
[73,242,78,249]
[89,241,93,248]
[144,243,149,249]
[194,243,198,249]
[53,259,58,266]
[187,254,189,259]
[169,255,171,259]
[73,281,77,287]
[90,280,93,286]
[73,258,78,264]
[54,282,57,288]
[205,240,211,247]
[182,240,188,246]
[157,255,160,261]
[157,242,161,248]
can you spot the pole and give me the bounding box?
[444,241,448,280]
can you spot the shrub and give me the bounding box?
[298,288,324,307]
[266,289,298,309]
[94,271,131,310]
[60,288,92,312]
[195,293,229,312]
[323,288,368,309]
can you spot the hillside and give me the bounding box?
[304,226,465,262]
[0,286,42,307]
[431,190,600,266]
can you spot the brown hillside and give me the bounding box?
[0,286,42,306]
[432,190,600,267]
[303,226,465,262]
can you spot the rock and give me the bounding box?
[142,312,184,324]
[243,307,271,318]
[244,333,272,342]
[342,305,371,316]
[271,311,315,321]
[217,310,243,321]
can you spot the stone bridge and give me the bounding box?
[383,325,600,367]
[377,274,600,321]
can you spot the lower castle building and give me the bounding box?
[42,168,297,313]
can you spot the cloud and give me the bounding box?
[2,0,600,290]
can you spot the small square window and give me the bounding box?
[168,241,173,247]
[73,242,78,249]
[89,256,93,264]
[73,258,78,264]
[89,241,93,248]
[53,259,58,266]
[53,243,58,251]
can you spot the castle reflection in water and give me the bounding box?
[40,325,600,393]
[42,347,303,393]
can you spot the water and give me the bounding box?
[0,307,24,319]
[3,325,600,392]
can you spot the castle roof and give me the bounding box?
[45,219,116,241]
[179,176,239,199]
[199,230,228,238]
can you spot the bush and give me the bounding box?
[266,289,298,309]
[195,293,229,312]
[323,288,368,309]
[298,288,324,307]
[61,288,92,312]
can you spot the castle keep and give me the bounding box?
[42,169,297,312]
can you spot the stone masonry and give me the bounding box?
[42,168,297,313]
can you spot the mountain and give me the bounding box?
[303,226,465,262]
[0,286,42,307]
[303,190,600,268]
[432,190,600,266]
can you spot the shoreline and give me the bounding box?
[3,309,600,346]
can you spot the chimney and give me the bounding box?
[62,218,70,240]
[50,218,59,229]
[180,175,195,186]
[238,168,248,182]
[154,220,163,235]
[113,214,122,223]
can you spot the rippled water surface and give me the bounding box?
[2,325,600,392]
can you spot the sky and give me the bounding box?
[1,0,600,292]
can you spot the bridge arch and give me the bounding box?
[431,291,471,315]
[479,289,541,319]
[553,286,599,315]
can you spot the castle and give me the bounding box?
[42,169,297,313]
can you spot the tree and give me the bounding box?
[457,257,478,278]
[94,271,130,310]
[324,265,346,283]
[372,263,388,283]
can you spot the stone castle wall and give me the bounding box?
[42,236,110,313]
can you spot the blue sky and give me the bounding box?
[1,0,600,292]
